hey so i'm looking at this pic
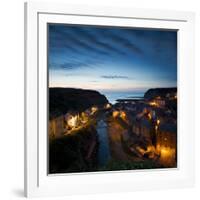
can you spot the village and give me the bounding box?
[49,88,177,171]
[111,90,177,167]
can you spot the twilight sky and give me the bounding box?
[48,24,177,92]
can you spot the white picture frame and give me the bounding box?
[24,2,195,197]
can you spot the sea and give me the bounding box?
[100,90,145,104]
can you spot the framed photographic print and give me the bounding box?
[24,2,195,197]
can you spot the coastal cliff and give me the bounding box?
[144,87,177,100]
[49,88,108,118]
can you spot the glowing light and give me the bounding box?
[120,111,126,120]
[157,119,160,125]
[148,113,152,120]
[112,111,119,118]
[160,147,174,159]
[91,106,98,114]
[80,112,88,123]
[159,146,176,167]
[68,115,78,128]
[136,146,146,155]
[149,101,157,106]
[105,103,111,109]
[156,144,161,152]
[146,145,155,152]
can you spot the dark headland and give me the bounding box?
[144,87,177,100]
[49,87,108,119]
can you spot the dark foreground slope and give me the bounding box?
[49,126,98,174]
[49,87,108,118]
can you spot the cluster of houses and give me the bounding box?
[49,103,112,139]
[49,106,97,139]
[111,92,177,167]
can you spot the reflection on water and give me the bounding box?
[96,120,111,166]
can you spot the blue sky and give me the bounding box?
[48,24,177,92]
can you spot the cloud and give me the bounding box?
[60,62,87,70]
[50,57,104,71]
[107,32,143,55]
[49,25,109,56]
[101,75,132,79]
[49,25,141,59]
[59,60,95,70]
[73,28,126,56]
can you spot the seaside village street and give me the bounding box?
[49,88,177,173]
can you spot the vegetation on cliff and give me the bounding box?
[49,87,108,119]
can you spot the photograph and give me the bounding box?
[48,24,177,174]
